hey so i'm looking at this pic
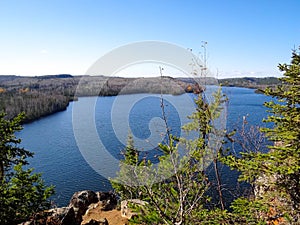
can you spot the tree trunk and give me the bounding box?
[214,158,225,210]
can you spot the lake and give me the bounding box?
[18,87,272,206]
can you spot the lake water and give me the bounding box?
[18,87,272,206]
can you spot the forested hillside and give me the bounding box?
[0,75,77,122]
[219,77,281,90]
[0,75,200,122]
[0,75,280,122]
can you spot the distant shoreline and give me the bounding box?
[0,75,279,122]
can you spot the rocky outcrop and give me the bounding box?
[46,207,77,225]
[19,191,117,225]
[96,192,118,211]
[18,207,76,225]
[68,190,99,224]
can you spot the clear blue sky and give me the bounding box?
[0,0,299,78]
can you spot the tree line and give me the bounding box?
[0,75,200,122]
[0,74,279,122]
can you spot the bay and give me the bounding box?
[18,87,272,206]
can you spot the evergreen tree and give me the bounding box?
[0,112,32,180]
[223,47,300,223]
[111,132,144,200]
[112,89,230,224]
[123,132,139,166]
[0,112,54,225]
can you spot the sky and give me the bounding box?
[0,0,300,78]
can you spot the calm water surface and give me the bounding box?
[18,87,272,206]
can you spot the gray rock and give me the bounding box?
[19,207,77,225]
[19,190,116,225]
[45,207,77,225]
[96,191,117,211]
[68,190,99,224]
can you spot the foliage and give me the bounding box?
[0,92,70,122]
[111,88,230,224]
[222,47,300,223]
[0,112,32,179]
[0,112,54,225]
[112,47,300,224]
[110,132,146,200]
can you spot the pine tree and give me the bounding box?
[123,132,139,166]
[223,47,300,223]
[119,89,229,224]
[0,112,32,180]
[0,112,54,225]
[110,132,144,200]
